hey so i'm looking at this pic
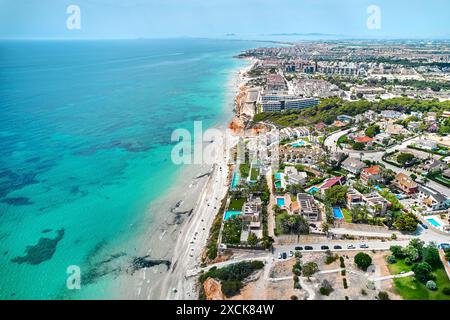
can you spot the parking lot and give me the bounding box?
[273,240,410,260]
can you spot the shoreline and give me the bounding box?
[117,57,254,300]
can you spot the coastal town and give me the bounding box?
[194,40,450,301]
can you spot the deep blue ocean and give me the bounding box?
[0,38,259,299]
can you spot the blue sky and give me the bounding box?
[1,0,449,39]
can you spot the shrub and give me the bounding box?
[443,287,450,295]
[302,262,319,278]
[291,295,298,300]
[293,275,299,282]
[221,280,241,297]
[386,255,397,264]
[404,257,412,265]
[339,256,345,268]
[390,245,405,259]
[294,281,302,289]
[426,280,437,291]
[292,262,302,276]
[345,296,349,300]
[319,280,333,296]
[343,278,348,289]
[412,262,434,283]
[378,291,390,300]
[361,289,367,296]
[391,233,397,240]
[341,269,346,276]
[354,252,372,271]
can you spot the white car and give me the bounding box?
[289,251,294,257]
[277,253,282,259]
[347,244,356,249]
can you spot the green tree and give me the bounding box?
[390,245,405,258]
[365,125,380,138]
[352,142,365,150]
[412,262,434,283]
[354,252,372,271]
[394,213,418,232]
[397,152,415,166]
[302,262,319,279]
[247,232,258,246]
[324,185,348,205]
[422,245,441,269]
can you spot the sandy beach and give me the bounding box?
[117,58,254,300]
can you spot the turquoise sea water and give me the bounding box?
[0,38,259,299]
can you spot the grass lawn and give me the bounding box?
[250,168,260,181]
[388,259,450,300]
[239,163,250,178]
[229,198,245,211]
[341,208,353,223]
[275,211,290,236]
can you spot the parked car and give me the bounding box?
[321,245,329,250]
[333,245,342,250]
[309,224,317,228]
[305,246,314,250]
[360,244,369,249]
[277,253,282,259]
[289,251,294,257]
[295,246,303,251]
[282,252,287,259]
[347,244,356,249]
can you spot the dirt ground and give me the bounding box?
[206,250,403,300]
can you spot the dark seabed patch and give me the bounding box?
[11,229,65,265]
[41,229,52,234]
[2,197,34,206]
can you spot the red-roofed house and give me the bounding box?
[319,176,346,195]
[360,165,382,184]
[355,136,374,144]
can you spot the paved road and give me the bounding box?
[368,271,414,282]
[273,239,410,257]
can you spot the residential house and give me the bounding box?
[341,157,366,175]
[392,173,419,194]
[318,176,346,195]
[284,166,308,185]
[385,124,408,136]
[418,186,450,212]
[346,189,388,216]
[355,136,374,146]
[296,193,320,221]
[421,159,446,173]
[360,165,383,185]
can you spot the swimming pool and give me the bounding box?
[333,207,344,219]
[276,197,285,207]
[291,140,307,148]
[230,172,240,191]
[224,211,242,221]
[275,172,283,180]
[427,218,442,228]
[308,187,319,194]
[275,181,282,189]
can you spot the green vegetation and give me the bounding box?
[302,262,319,279]
[239,163,250,178]
[365,124,380,138]
[387,241,450,300]
[199,261,265,298]
[229,198,245,211]
[394,212,418,232]
[275,212,309,235]
[222,216,243,244]
[204,194,228,261]
[253,97,450,128]
[319,280,334,296]
[354,252,373,271]
[397,152,415,166]
[324,185,348,205]
[250,167,260,181]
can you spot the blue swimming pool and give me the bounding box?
[308,187,319,194]
[230,171,240,191]
[224,211,242,221]
[427,218,442,228]
[275,172,283,180]
[333,207,344,219]
[276,198,285,207]
[291,140,307,147]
